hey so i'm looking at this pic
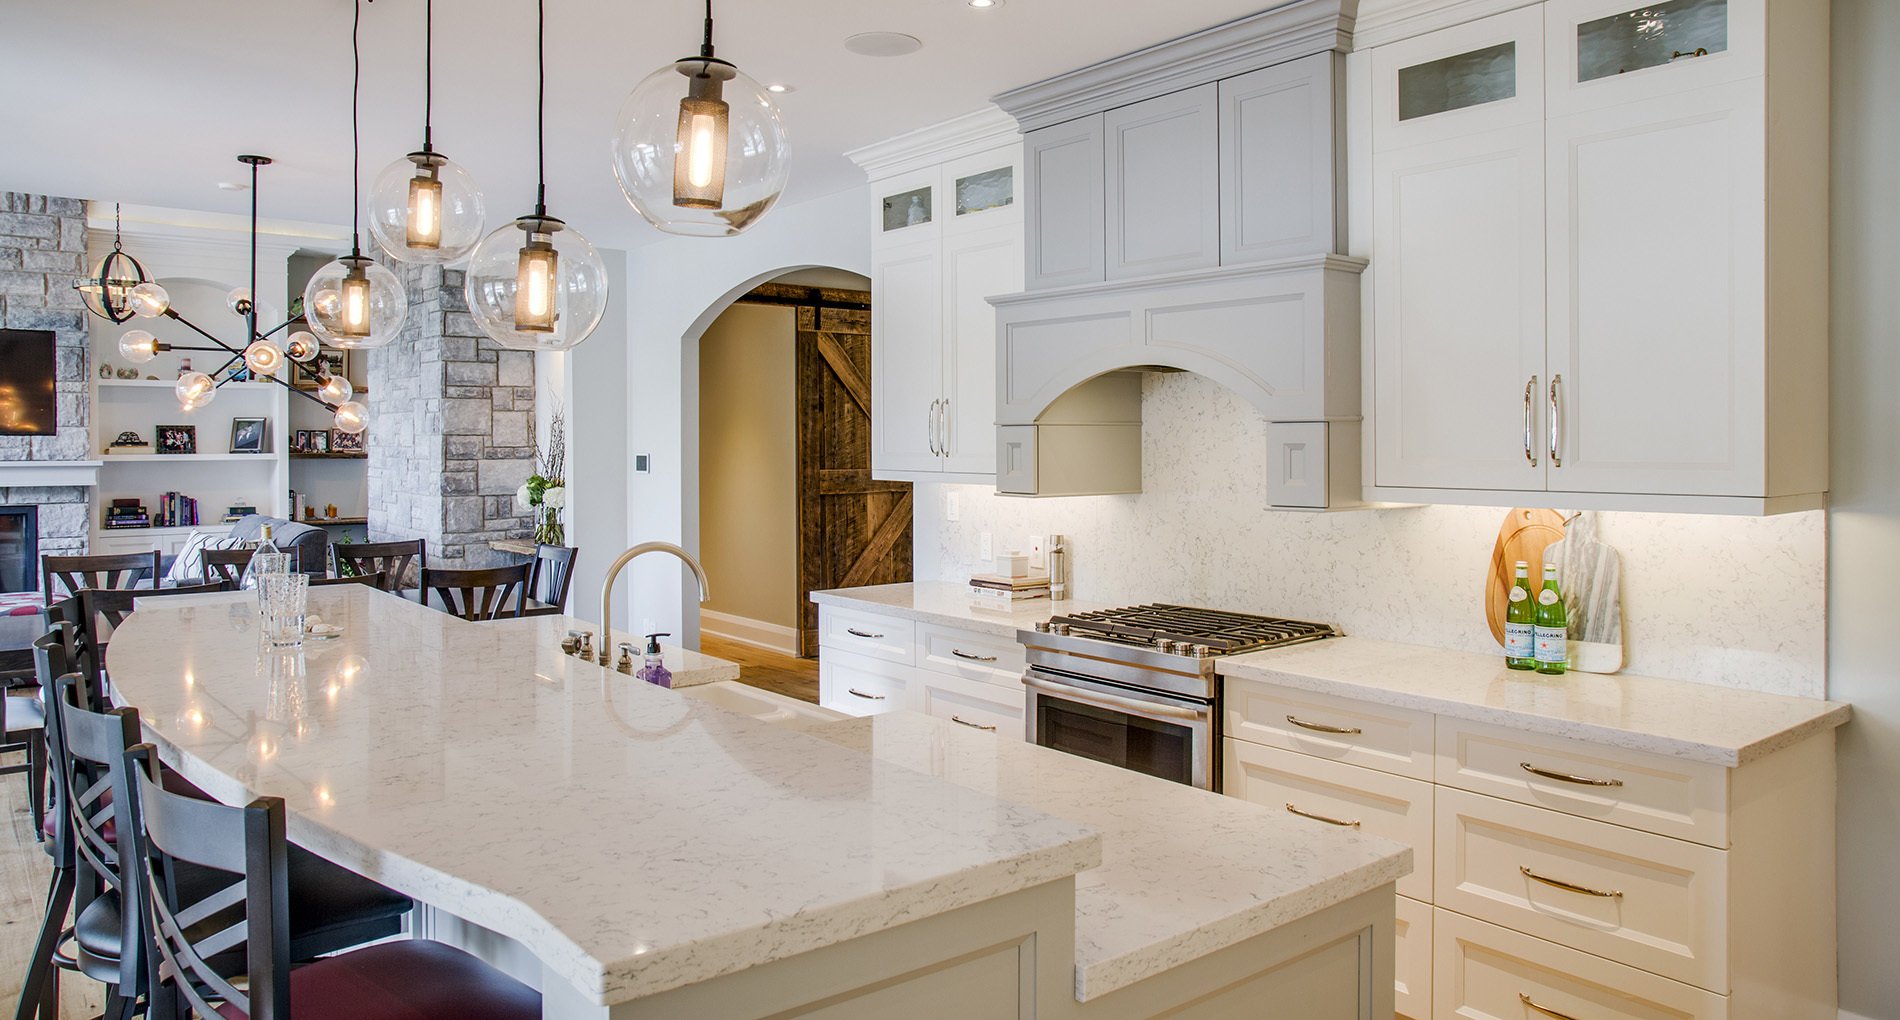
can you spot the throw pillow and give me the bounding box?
[168,531,248,586]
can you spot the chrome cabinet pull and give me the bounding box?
[1548,373,1563,467]
[1520,865,1623,899]
[950,649,998,662]
[940,398,951,457]
[846,687,886,701]
[927,400,941,456]
[1519,762,1623,788]
[950,715,997,732]
[1285,803,1360,827]
[1519,993,1584,1020]
[1285,715,1362,736]
[1523,375,1539,465]
[845,627,885,640]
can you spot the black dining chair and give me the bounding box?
[73,581,229,701]
[420,563,532,621]
[41,551,161,606]
[124,745,539,1020]
[1,636,47,844]
[526,544,578,617]
[202,545,302,588]
[332,539,424,592]
[15,627,74,1020]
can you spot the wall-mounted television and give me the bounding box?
[0,330,57,436]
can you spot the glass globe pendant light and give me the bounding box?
[118,329,159,364]
[367,0,485,262]
[176,371,216,411]
[73,204,149,324]
[305,0,407,351]
[611,0,789,237]
[285,330,320,363]
[127,281,170,318]
[464,0,609,352]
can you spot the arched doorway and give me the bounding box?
[691,267,910,674]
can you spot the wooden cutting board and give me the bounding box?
[1484,508,1568,645]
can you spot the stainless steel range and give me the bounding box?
[1019,604,1337,792]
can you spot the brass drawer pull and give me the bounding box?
[1519,993,1583,1020]
[1286,715,1362,736]
[1520,762,1624,788]
[1520,865,1623,899]
[950,649,998,662]
[845,628,885,640]
[846,687,886,701]
[951,715,998,732]
[1285,803,1360,828]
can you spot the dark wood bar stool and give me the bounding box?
[124,745,539,1020]
[203,546,302,588]
[526,544,578,617]
[14,628,74,1020]
[420,563,532,621]
[41,552,160,605]
[0,638,47,845]
[332,540,425,592]
[74,582,229,700]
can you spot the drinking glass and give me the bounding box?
[259,572,309,648]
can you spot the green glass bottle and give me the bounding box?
[1533,562,1568,675]
[1504,560,1536,670]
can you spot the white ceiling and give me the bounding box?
[1,0,1271,251]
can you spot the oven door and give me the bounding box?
[1022,667,1217,791]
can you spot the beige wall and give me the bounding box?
[698,302,798,630]
[1828,0,1900,1014]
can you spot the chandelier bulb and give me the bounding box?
[128,281,171,318]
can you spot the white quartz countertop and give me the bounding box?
[1222,637,1850,766]
[810,581,1115,638]
[799,711,1411,1001]
[107,587,1102,1006]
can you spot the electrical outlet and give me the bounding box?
[979,531,994,561]
[945,490,961,522]
[1028,535,1046,569]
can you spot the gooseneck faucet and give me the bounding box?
[598,542,711,665]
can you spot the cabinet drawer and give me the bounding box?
[819,608,916,665]
[917,671,1024,738]
[1224,739,1434,902]
[1225,678,1435,780]
[1434,909,1728,1020]
[1395,895,1432,1020]
[1435,788,1728,992]
[818,648,916,718]
[1436,717,1728,846]
[917,623,1025,687]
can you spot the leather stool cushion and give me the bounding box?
[215,940,540,1020]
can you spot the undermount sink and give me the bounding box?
[678,680,846,726]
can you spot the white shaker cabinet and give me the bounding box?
[1357,0,1829,513]
[1104,84,1221,279]
[1219,52,1345,264]
[852,118,1024,484]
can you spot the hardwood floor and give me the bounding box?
[0,750,100,1020]
[700,635,820,704]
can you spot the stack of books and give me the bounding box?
[103,498,149,529]
[969,571,1051,606]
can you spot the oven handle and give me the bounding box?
[1022,673,1208,722]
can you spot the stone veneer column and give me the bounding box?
[0,193,91,555]
[366,263,536,569]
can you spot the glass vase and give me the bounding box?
[534,507,564,546]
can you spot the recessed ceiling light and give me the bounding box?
[968,0,1002,8]
[766,83,795,93]
[844,32,923,57]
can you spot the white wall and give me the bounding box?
[559,248,629,628]
[1827,0,1899,1012]
[607,185,872,643]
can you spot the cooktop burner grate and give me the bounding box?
[1043,604,1336,655]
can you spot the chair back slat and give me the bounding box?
[126,743,292,1020]
[42,551,160,605]
[530,544,579,613]
[55,676,146,991]
[202,544,262,587]
[311,570,385,588]
[333,540,425,591]
[423,563,531,621]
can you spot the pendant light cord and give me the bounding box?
[248,157,258,339]
[701,0,715,58]
[422,0,433,150]
[534,0,547,217]
[351,0,363,256]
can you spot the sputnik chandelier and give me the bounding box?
[79,155,369,434]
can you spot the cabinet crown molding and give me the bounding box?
[991,0,1354,132]
[1350,0,1536,49]
[845,107,1021,181]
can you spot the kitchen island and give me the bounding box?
[107,585,1408,1019]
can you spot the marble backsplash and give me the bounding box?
[914,372,1827,699]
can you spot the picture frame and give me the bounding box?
[296,350,349,390]
[229,417,268,454]
[330,428,365,454]
[305,429,330,455]
[155,424,197,455]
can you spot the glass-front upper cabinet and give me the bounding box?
[873,165,940,243]
[1371,5,1546,151]
[941,144,1022,236]
[1547,0,1762,115]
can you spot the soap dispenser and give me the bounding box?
[634,633,672,688]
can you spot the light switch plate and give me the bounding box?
[979,531,994,561]
[945,490,961,522]
[1028,535,1046,569]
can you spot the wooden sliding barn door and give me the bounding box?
[741,283,911,658]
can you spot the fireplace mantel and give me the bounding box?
[0,460,103,487]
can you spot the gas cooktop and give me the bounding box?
[1030,603,1338,658]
